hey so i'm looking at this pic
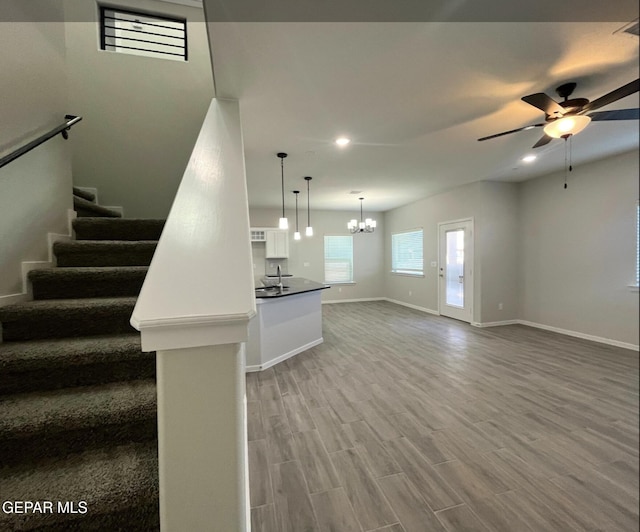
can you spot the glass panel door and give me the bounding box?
[438,219,473,323]
[445,229,465,307]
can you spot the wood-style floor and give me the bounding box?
[246,301,639,532]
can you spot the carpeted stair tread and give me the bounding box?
[73,217,165,241]
[29,266,148,299]
[0,334,154,394]
[0,441,159,531]
[73,196,122,218]
[72,187,96,202]
[54,240,157,267]
[0,297,137,341]
[0,379,156,441]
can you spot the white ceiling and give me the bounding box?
[206,16,639,212]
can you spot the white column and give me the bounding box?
[156,344,248,531]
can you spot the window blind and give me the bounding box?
[324,236,353,283]
[392,229,423,275]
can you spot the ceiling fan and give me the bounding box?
[478,78,640,148]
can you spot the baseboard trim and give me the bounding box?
[245,338,323,372]
[0,292,28,308]
[518,320,639,352]
[0,209,76,306]
[471,320,520,328]
[384,298,440,316]
[322,297,385,304]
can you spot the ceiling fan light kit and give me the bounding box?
[543,115,591,138]
[477,78,639,148]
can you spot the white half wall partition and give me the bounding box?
[130,98,254,532]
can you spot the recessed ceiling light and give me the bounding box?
[335,137,351,146]
[522,154,537,163]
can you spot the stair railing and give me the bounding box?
[0,115,82,170]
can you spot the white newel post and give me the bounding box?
[131,99,254,531]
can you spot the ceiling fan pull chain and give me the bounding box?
[564,137,568,189]
[569,135,573,173]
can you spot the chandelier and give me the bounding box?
[348,197,376,233]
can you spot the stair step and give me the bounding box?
[73,196,122,218]
[0,297,137,341]
[72,186,96,202]
[0,441,158,531]
[0,379,156,466]
[0,334,154,395]
[74,217,165,241]
[30,266,148,299]
[54,240,157,267]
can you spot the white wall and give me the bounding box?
[519,149,639,346]
[0,4,73,297]
[64,0,214,218]
[384,180,520,323]
[249,207,385,302]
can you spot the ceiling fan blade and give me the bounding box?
[521,93,565,116]
[532,134,553,148]
[581,79,639,113]
[478,123,544,142]
[588,108,640,121]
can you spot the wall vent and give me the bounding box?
[100,6,188,61]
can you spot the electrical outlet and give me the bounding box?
[304,262,310,267]
[498,303,503,310]
[409,291,412,297]
[338,287,342,293]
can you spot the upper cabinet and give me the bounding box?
[265,229,289,258]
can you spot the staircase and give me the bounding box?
[0,188,164,531]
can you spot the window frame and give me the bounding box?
[324,235,354,284]
[99,6,188,62]
[391,228,424,277]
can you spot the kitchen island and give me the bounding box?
[246,278,329,372]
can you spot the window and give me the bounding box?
[100,7,188,62]
[324,236,353,283]
[391,229,423,276]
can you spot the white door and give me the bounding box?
[438,219,473,322]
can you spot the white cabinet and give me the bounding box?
[250,228,267,242]
[265,229,289,258]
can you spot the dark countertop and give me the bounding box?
[255,277,329,299]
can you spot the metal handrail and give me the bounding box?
[0,115,82,170]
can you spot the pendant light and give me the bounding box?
[348,197,376,233]
[304,176,313,237]
[277,152,288,229]
[293,190,301,240]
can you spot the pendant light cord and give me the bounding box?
[281,157,285,218]
[307,179,311,227]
